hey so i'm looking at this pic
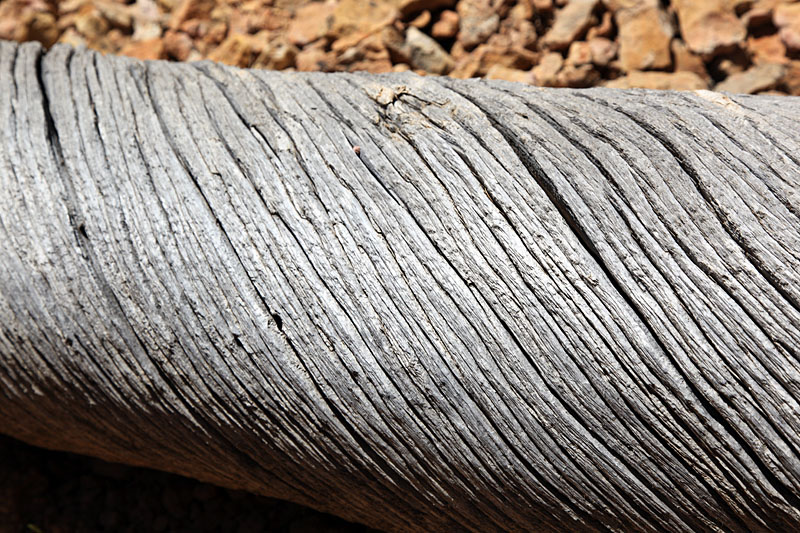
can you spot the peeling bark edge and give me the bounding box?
[1,40,800,532]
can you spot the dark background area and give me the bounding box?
[0,435,380,532]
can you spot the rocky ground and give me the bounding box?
[0,0,799,95]
[0,435,380,532]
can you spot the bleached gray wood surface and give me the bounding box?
[2,40,800,532]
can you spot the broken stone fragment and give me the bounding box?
[748,33,788,65]
[207,32,256,67]
[715,62,786,93]
[335,32,393,73]
[541,0,599,51]
[610,0,673,71]
[605,70,709,90]
[783,60,800,94]
[295,39,337,71]
[95,0,133,31]
[671,38,711,82]
[286,1,336,47]
[558,63,600,87]
[450,38,538,78]
[133,0,163,41]
[163,29,193,61]
[120,36,165,60]
[532,51,564,86]
[403,26,454,74]
[253,36,298,70]
[775,2,800,52]
[485,64,535,83]
[566,40,592,65]
[409,10,431,29]
[588,36,618,66]
[169,0,214,31]
[458,10,500,49]
[672,0,746,56]
[331,0,399,42]
[432,9,459,39]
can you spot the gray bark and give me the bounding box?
[1,39,800,532]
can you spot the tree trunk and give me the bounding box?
[2,39,800,532]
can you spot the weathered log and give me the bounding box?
[1,39,800,532]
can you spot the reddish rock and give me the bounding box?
[485,36,539,69]
[15,10,60,48]
[775,2,800,51]
[431,10,458,39]
[346,56,394,73]
[450,39,538,78]
[741,0,786,29]
[499,3,538,49]
[57,28,87,48]
[286,1,336,46]
[587,10,613,39]
[228,4,265,35]
[532,51,564,86]
[343,32,394,72]
[605,70,709,90]
[74,4,110,41]
[178,18,206,38]
[507,0,534,21]
[132,0,163,41]
[558,63,600,87]
[541,0,599,50]
[163,29,194,61]
[253,35,298,70]
[612,1,673,71]
[295,39,338,71]
[332,0,399,41]
[332,30,372,53]
[403,26,454,73]
[457,0,500,49]
[671,38,710,81]
[485,64,535,83]
[1,0,797,97]
[715,62,786,93]
[409,10,431,29]
[207,33,257,67]
[749,33,788,64]
[0,0,57,45]
[448,48,482,77]
[119,37,165,60]
[566,40,592,65]
[335,32,391,70]
[169,0,214,31]
[381,23,409,58]
[783,60,800,94]
[258,7,292,32]
[234,0,286,32]
[203,21,228,45]
[588,36,617,66]
[95,1,133,31]
[672,0,746,56]
[96,28,128,55]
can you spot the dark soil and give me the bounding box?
[0,435,381,533]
